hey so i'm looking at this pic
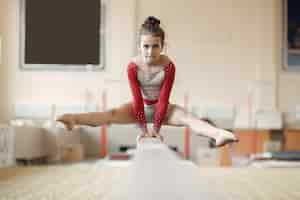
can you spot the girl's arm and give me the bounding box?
[127,62,148,133]
[153,62,176,133]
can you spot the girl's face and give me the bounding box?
[139,35,163,65]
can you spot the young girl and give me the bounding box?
[57,16,237,147]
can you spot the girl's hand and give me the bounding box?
[142,131,150,138]
[136,132,151,145]
[137,131,150,142]
[151,130,164,142]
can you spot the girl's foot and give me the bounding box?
[210,130,238,148]
[56,114,76,130]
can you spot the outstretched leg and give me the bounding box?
[164,104,238,147]
[57,103,137,130]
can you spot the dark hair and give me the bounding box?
[139,16,165,47]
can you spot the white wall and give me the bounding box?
[0,0,300,123]
[0,0,137,118]
[0,0,4,121]
[138,0,282,123]
[0,0,14,122]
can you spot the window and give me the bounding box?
[283,0,300,71]
[20,0,105,71]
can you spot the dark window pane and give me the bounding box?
[25,0,100,65]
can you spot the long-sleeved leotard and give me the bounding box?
[127,60,175,133]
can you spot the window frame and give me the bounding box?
[19,0,106,71]
[282,0,300,72]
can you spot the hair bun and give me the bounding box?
[143,16,160,28]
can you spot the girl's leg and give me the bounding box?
[57,102,137,130]
[164,104,238,147]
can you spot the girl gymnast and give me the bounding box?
[57,16,238,147]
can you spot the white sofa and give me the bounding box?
[11,120,81,163]
[13,126,47,160]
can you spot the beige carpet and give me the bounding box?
[0,162,300,200]
[0,163,124,200]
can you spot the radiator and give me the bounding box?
[0,124,15,167]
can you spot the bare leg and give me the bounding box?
[164,104,238,147]
[57,103,137,130]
